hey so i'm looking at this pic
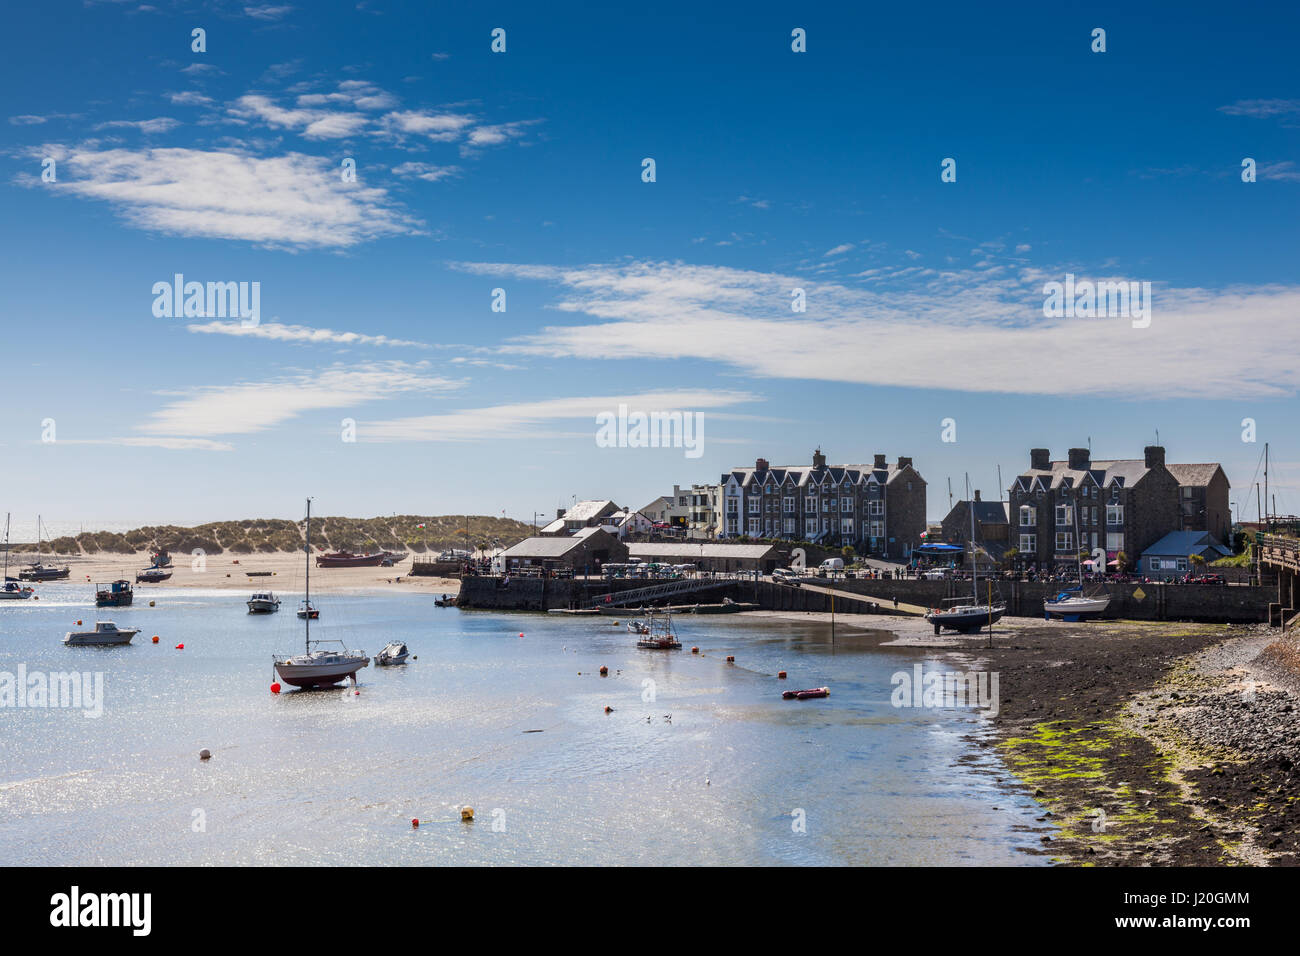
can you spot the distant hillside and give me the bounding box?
[33,515,536,556]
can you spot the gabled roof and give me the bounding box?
[1141,531,1232,558]
[501,530,616,559]
[627,542,779,560]
[1167,463,1228,488]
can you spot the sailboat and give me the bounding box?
[273,499,369,689]
[18,515,71,581]
[1044,497,1111,621]
[1,514,36,600]
[925,477,1006,634]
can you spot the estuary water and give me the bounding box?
[0,584,1050,866]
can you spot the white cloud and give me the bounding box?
[823,243,854,257]
[9,115,47,125]
[95,117,181,134]
[166,91,214,106]
[364,389,757,442]
[450,259,1300,400]
[245,4,294,20]
[137,362,463,438]
[391,161,460,182]
[1218,99,1300,118]
[187,320,432,349]
[29,145,422,248]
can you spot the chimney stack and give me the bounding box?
[1068,447,1090,469]
[812,448,826,469]
[974,490,981,502]
[1030,448,1050,470]
[873,453,887,469]
[1144,445,1165,468]
[755,457,769,471]
[557,508,566,519]
[897,456,913,469]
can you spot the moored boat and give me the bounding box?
[64,621,139,646]
[635,609,681,649]
[924,474,1004,634]
[1,514,36,599]
[136,567,173,583]
[273,500,369,689]
[375,641,409,666]
[1044,589,1111,621]
[296,600,319,619]
[19,516,70,581]
[782,686,830,700]
[247,592,281,613]
[95,579,134,607]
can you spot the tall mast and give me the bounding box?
[1264,442,1270,532]
[304,498,311,651]
[36,515,41,566]
[3,513,9,579]
[967,474,977,604]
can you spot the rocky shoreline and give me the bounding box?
[951,620,1300,865]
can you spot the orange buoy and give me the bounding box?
[152,635,159,643]
[411,818,419,828]
[599,665,608,676]
[604,705,613,713]
[461,807,474,822]
[691,646,699,654]
[519,632,524,638]
[270,682,281,694]
[726,655,735,663]
[778,671,787,679]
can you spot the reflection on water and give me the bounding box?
[0,584,1050,865]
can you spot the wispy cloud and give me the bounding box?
[1218,99,1300,118]
[137,362,463,439]
[187,320,432,349]
[244,4,294,20]
[23,145,422,248]
[450,259,1300,400]
[95,117,181,134]
[364,390,758,442]
[391,161,460,182]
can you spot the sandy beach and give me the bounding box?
[6,549,461,596]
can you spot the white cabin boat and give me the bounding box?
[247,592,281,613]
[64,621,140,646]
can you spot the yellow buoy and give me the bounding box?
[461,807,474,822]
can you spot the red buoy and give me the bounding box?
[411,818,419,828]
[726,656,735,663]
[270,682,281,694]
[152,636,159,644]
[599,665,608,676]
[519,632,524,638]
[778,671,787,679]
[691,646,699,654]
[175,643,184,650]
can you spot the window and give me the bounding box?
[804,517,818,536]
[784,518,795,534]
[748,498,760,514]
[821,517,831,532]
[1106,532,1123,552]
[747,518,760,536]
[870,520,885,538]
[726,500,738,514]
[1055,532,1074,552]
[840,518,854,535]
[868,500,884,517]
[1056,505,1073,526]
[783,496,795,513]
[1019,534,1037,554]
[1019,505,1036,527]
[841,496,854,512]
[828,497,838,511]
[1106,504,1123,525]
[805,495,817,512]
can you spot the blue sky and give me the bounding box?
[2,0,1298,535]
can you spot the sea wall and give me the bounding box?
[835,579,1271,624]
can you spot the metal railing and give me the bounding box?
[584,577,732,609]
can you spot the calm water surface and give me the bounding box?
[0,584,1050,865]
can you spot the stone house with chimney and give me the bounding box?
[1166,464,1231,543]
[1008,446,1181,571]
[716,448,926,560]
[940,490,1010,557]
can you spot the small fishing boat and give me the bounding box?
[635,609,681,650]
[315,549,388,568]
[925,474,1005,634]
[1,580,35,600]
[65,621,140,646]
[296,600,319,620]
[273,500,369,689]
[18,516,71,581]
[434,594,457,607]
[782,686,830,700]
[626,619,650,635]
[375,641,409,666]
[95,579,134,607]
[247,592,281,613]
[136,567,173,583]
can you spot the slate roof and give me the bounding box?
[1167,464,1227,488]
[627,542,778,560]
[1141,531,1232,558]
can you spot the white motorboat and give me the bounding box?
[296,600,319,619]
[64,621,140,646]
[273,499,368,689]
[1044,590,1111,621]
[375,641,409,666]
[247,592,281,613]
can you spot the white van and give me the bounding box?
[819,558,845,572]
